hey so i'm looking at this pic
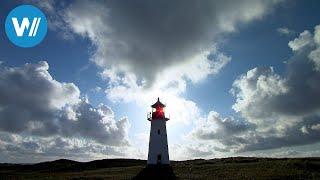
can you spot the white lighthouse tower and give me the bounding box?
[147,98,170,166]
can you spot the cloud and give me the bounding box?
[308,25,320,71]
[0,61,80,134]
[60,100,130,146]
[64,0,280,86]
[311,124,320,131]
[231,67,288,124]
[92,86,102,92]
[38,0,282,89]
[232,24,320,125]
[169,143,216,160]
[28,0,283,132]
[191,112,320,153]
[27,0,289,160]
[191,111,253,142]
[277,27,295,36]
[185,146,214,158]
[288,30,313,51]
[26,0,75,40]
[190,111,254,152]
[0,62,129,146]
[191,24,320,153]
[0,133,128,163]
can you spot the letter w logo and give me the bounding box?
[11,17,41,37]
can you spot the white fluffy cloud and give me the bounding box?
[59,100,130,146]
[232,24,320,134]
[288,30,313,51]
[0,61,130,162]
[191,25,320,153]
[0,61,80,134]
[232,67,288,127]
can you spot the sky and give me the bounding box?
[1,0,320,163]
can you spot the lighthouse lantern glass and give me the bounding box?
[152,105,165,119]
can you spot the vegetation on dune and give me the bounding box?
[1,157,320,179]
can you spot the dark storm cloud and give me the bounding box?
[273,47,320,116]
[57,0,281,85]
[0,62,129,146]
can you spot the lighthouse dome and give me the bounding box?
[151,97,165,108]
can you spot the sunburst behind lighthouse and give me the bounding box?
[147,98,170,166]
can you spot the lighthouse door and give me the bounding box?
[157,154,162,165]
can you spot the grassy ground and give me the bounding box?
[1,157,320,179]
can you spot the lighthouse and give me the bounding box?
[147,98,170,166]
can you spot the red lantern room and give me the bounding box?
[148,98,169,121]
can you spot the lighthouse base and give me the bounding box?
[133,165,176,180]
[146,164,171,168]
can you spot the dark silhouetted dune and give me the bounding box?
[1,157,320,179]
